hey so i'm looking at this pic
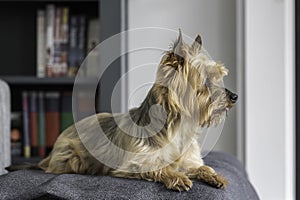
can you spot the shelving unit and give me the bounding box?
[0,0,127,163]
[0,1,99,77]
[1,76,76,85]
[0,0,100,161]
[0,76,97,86]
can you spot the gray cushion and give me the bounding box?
[0,152,259,200]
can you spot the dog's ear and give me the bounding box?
[173,29,185,65]
[191,34,202,52]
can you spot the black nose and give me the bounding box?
[225,88,238,103]
[230,93,238,103]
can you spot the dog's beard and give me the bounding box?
[195,88,228,127]
[210,109,227,126]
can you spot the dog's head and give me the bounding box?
[155,30,238,127]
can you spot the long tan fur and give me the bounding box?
[38,31,236,191]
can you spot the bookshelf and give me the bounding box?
[0,0,103,161]
[0,76,97,86]
[1,76,76,85]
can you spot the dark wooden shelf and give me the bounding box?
[0,76,98,86]
[1,76,75,85]
[0,0,97,2]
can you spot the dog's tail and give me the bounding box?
[5,163,42,172]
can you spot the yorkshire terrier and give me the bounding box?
[14,30,238,191]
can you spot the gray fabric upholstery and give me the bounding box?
[0,80,10,175]
[0,152,259,200]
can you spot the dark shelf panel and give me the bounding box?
[0,0,97,2]
[0,76,98,86]
[1,76,75,85]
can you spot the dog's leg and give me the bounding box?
[39,137,87,174]
[142,167,193,191]
[186,165,227,189]
[112,167,193,192]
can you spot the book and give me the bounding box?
[77,15,87,70]
[75,91,95,121]
[87,18,99,53]
[85,18,100,77]
[29,92,38,157]
[45,92,60,155]
[46,4,55,77]
[60,7,69,76]
[60,91,74,131]
[53,7,62,77]
[38,92,46,157]
[38,5,98,78]
[22,92,30,158]
[10,112,22,157]
[36,10,46,78]
[68,15,87,77]
[68,15,79,77]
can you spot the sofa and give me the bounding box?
[0,81,259,199]
[0,152,259,200]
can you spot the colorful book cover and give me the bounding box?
[22,91,30,158]
[38,92,46,157]
[10,112,22,157]
[77,15,87,69]
[68,15,78,77]
[37,10,46,78]
[85,18,100,77]
[60,7,69,76]
[60,91,74,132]
[76,92,95,121]
[45,92,60,155]
[29,92,38,157]
[46,4,55,77]
[53,7,62,77]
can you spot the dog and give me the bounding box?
[12,30,238,192]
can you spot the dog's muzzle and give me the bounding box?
[225,88,238,103]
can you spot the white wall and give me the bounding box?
[127,0,238,156]
[245,0,295,199]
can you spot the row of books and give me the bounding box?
[16,91,74,158]
[37,4,100,78]
[11,90,96,158]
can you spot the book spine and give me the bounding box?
[86,18,100,77]
[38,92,46,157]
[60,7,69,76]
[22,92,30,158]
[29,92,38,157]
[76,92,94,120]
[45,92,60,155]
[60,91,73,131]
[53,7,62,77]
[10,112,22,157]
[77,15,86,70]
[37,10,46,78]
[68,16,78,77]
[87,18,100,53]
[46,4,55,77]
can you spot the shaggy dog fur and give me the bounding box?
[13,30,238,191]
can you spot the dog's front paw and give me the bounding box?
[205,173,228,189]
[198,166,227,189]
[164,175,193,192]
[187,165,228,189]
